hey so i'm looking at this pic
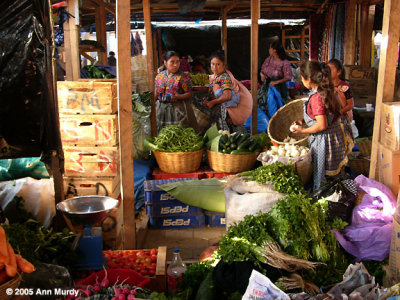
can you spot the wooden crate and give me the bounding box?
[60,114,118,146]
[64,146,119,177]
[103,204,123,249]
[146,246,167,293]
[57,81,117,114]
[64,176,120,199]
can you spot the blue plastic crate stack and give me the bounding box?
[144,179,225,229]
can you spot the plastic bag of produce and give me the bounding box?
[310,178,356,223]
[158,178,225,212]
[327,263,374,299]
[332,175,396,261]
[224,187,284,227]
[242,269,290,300]
[0,178,55,228]
[132,92,152,159]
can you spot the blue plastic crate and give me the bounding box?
[149,214,205,229]
[144,178,195,204]
[146,201,202,217]
[204,211,226,227]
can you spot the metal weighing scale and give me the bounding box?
[56,195,119,270]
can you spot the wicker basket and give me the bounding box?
[153,149,204,173]
[268,99,309,146]
[207,150,258,173]
[0,275,21,299]
[348,157,370,176]
[356,139,372,157]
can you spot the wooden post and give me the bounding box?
[64,0,80,80]
[96,2,107,65]
[221,10,228,58]
[359,4,375,66]
[143,0,156,137]
[152,31,158,73]
[344,0,357,65]
[157,28,163,67]
[250,0,259,135]
[369,0,400,179]
[116,0,135,249]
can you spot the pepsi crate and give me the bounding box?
[144,178,196,204]
[145,201,203,217]
[205,211,226,227]
[149,214,205,229]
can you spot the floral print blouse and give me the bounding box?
[155,70,192,102]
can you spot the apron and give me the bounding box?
[304,92,349,191]
[155,99,200,134]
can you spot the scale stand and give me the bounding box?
[56,196,119,270]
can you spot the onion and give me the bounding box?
[277,148,286,156]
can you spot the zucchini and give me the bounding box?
[232,132,242,143]
[230,143,237,150]
[225,141,231,147]
[237,139,252,151]
[248,140,258,152]
[230,149,252,155]
[236,133,250,145]
[229,135,236,143]
[225,146,231,153]
[220,134,228,144]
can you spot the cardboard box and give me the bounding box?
[378,143,400,196]
[380,102,400,151]
[353,95,376,108]
[350,80,377,97]
[344,65,376,81]
[389,216,400,285]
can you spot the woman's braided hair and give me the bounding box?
[300,60,340,115]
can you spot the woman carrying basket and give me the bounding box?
[202,50,252,132]
[292,61,351,191]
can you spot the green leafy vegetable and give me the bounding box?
[240,162,305,195]
[153,124,204,152]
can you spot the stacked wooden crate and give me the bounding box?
[57,79,122,248]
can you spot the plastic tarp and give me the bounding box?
[332,175,396,261]
[158,178,225,212]
[0,0,63,165]
[244,108,270,133]
[0,158,49,181]
[134,159,154,215]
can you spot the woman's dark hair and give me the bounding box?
[300,60,340,115]
[164,50,180,62]
[270,40,287,61]
[210,50,226,64]
[328,58,346,81]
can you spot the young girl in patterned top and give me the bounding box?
[292,61,351,190]
[154,51,198,133]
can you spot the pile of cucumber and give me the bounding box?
[218,132,260,154]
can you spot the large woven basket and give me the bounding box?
[0,275,21,299]
[356,139,372,157]
[348,157,370,176]
[153,149,204,173]
[207,150,258,173]
[268,99,309,146]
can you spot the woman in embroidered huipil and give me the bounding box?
[154,51,198,133]
[258,40,292,111]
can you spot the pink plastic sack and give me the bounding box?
[332,175,396,261]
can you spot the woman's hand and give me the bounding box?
[203,100,215,108]
[170,93,178,102]
[260,73,266,82]
[270,81,278,88]
[293,120,303,126]
[209,75,216,84]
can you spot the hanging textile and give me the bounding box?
[309,14,323,61]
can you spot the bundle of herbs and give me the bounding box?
[239,162,305,195]
[3,197,77,269]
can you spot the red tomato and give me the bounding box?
[144,257,152,265]
[148,269,155,276]
[136,250,144,257]
[150,248,157,256]
[150,254,157,262]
